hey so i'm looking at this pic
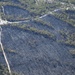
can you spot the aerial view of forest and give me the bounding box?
[0,0,75,75]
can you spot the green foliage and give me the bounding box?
[53,9,75,26]
[58,30,75,46]
[11,23,55,39]
[34,18,54,29]
[65,33,75,46]
[0,2,26,11]
[18,0,61,15]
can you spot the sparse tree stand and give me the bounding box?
[0,26,12,75]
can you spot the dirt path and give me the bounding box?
[0,26,12,75]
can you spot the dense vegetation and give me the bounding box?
[34,18,54,29]
[58,30,75,46]
[0,0,75,47]
[18,0,60,15]
[0,0,75,75]
[0,0,61,16]
[0,0,75,21]
[53,9,75,26]
[10,23,55,40]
